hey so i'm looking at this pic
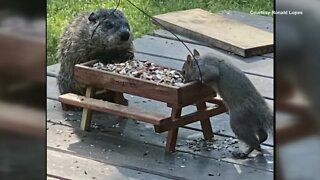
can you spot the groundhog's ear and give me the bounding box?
[187,54,193,64]
[193,49,200,56]
[88,12,97,23]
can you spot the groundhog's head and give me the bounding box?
[88,9,133,49]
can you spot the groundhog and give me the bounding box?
[57,8,134,106]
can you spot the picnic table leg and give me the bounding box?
[196,101,214,140]
[165,107,182,152]
[80,87,94,131]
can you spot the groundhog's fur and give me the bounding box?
[57,9,134,99]
[182,49,273,159]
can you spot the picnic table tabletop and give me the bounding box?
[47,11,274,180]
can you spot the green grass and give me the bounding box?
[47,0,272,65]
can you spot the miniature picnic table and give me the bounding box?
[59,60,227,152]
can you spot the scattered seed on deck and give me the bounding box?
[143,151,149,156]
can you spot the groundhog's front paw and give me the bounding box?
[115,97,129,106]
[232,151,248,159]
[119,51,134,60]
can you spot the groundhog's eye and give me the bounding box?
[104,21,114,29]
[124,22,130,29]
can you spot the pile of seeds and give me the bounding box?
[92,60,185,86]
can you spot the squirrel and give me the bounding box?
[181,49,273,159]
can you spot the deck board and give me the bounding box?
[47,99,273,177]
[133,35,273,77]
[48,96,273,168]
[151,10,273,58]
[48,149,171,180]
[153,9,273,57]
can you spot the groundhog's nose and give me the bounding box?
[120,31,130,41]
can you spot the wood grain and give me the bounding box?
[178,81,216,106]
[196,101,214,140]
[155,105,226,133]
[165,107,182,152]
[58,93,171,126]
[80,87,94,131]
[153,9,273,57]
[74,64,179,105]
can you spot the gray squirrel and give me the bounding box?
[181,49,273,159]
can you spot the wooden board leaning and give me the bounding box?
[153,8,273,57]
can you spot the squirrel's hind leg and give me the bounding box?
[231,127,262,159]
[232,146,255,159]
[258,128,268,144]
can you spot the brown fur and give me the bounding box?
[57,9,134,104]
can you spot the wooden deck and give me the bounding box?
[47,11,274,180]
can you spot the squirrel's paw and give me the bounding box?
[232,151,248,159]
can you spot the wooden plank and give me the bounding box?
[165,108,182,152]
[219,11,273,33]
[75,62,216,107]
[80,87,94,131]
[155,105,226,133]
[151,30,273,59]
[196,101,214,140]
[133,36,273,78]
[153,9,273,57]
[74,64,180,105]
[152,10,273,43]
[178,81,216,106]
[47,149,170,180]
[59,93,171,126]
